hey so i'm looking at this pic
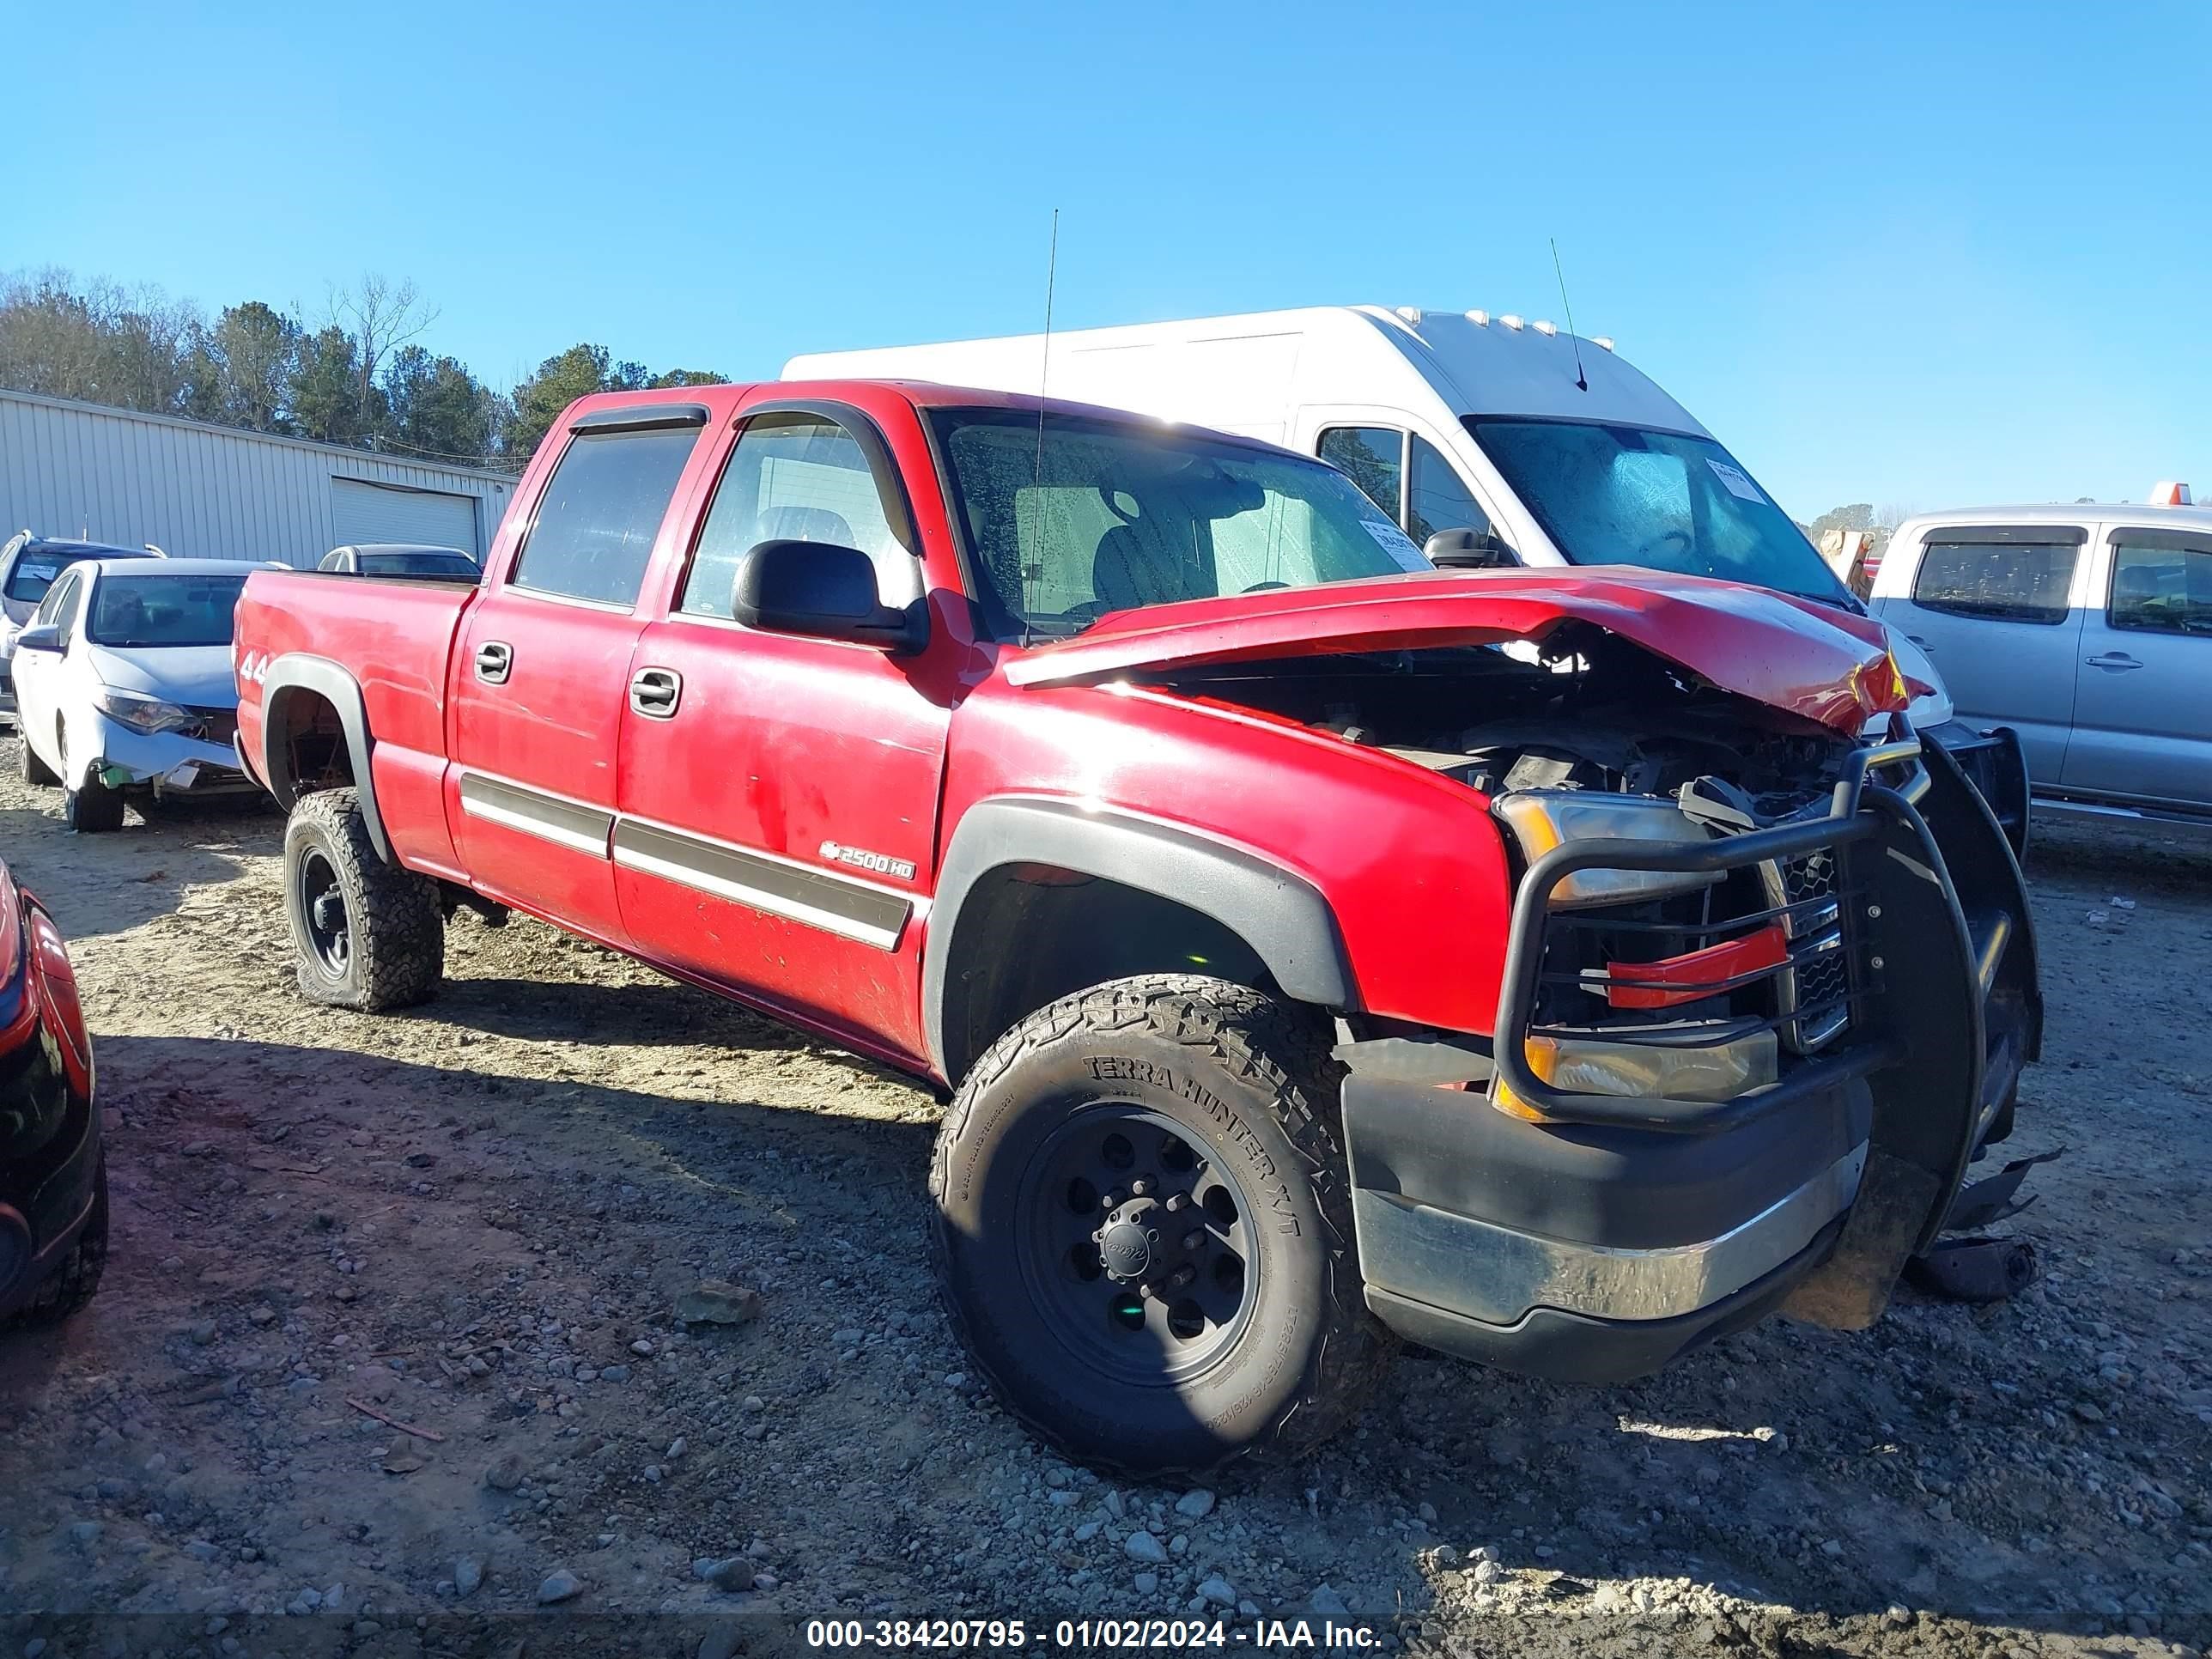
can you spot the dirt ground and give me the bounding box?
[0,742,2207,1659]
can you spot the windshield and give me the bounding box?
[4,548,140,605]
[359,551,477,576]
[929,409,1431,638]
[1468,419,1848,603]
[87,574,249,647]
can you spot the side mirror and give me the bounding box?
[13,624,62,653]
[732,539,927,654]
[1424,527,1517,569]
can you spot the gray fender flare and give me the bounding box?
[256,653,390,862]
[922,796,1356,1079]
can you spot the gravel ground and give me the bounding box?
[0,741,2207,1659]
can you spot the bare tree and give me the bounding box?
[1872,501,1921,531]
[331,274,439,440]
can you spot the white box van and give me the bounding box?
[787,305,2029,847]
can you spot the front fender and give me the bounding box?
[923,796,1355,1079]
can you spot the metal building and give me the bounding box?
[0,388,518,568]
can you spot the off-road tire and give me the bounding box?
[17,735,58,788]
[63,773,125,833]
[930,974,1391,1474]
[7,1159,109,1328]
[283,787,443,1011]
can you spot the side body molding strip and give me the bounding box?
[456,773,614,857]
[611,818,912,950]
[450,770,915,951]
[924,795,1356,1079]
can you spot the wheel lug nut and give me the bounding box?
[1163,1193,1187,1212]
[1182,1230,1205,1251]
[1136,1281,1153,1300]
[1129,1177,1151,1197]
[1102,1190,1124,1212]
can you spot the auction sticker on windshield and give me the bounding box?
[1360,520,1430,570]
[1705,459,1765,503]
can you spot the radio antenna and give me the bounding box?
[1021,209,1060,646]
[1550,236,1589,392]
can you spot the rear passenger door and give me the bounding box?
[1883,524,2087,782]
[2061,526,2212,807]
[12,569,86,769]
[447,404,709,944]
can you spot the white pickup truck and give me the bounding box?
[1870,492,2212,833]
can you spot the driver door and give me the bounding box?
[12,568,87,776]
[613,395,953,1066]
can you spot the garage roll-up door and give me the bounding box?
[331,478,480,556]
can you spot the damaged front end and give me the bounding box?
[1334,698,2042,1379]
[1044,568,2044,1381]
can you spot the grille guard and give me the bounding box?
[1492,729,1939,1134]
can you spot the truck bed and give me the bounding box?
[234,569,479,876]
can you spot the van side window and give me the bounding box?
[1911,536,2080,625]
[1319,428,1403,523]
[681,415,911,620]
[2108,533,2212,637]
[509,427,701,608]
[1407,436,1492,544]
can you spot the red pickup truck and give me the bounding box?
[233,380,2040,1473]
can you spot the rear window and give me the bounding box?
[5,548,131,604]
[510,428,700,606]
[86,574,250,647]
[1911,538,2079,624]
[359,551,478,577]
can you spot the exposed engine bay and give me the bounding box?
[1151,626,1875,1091]
[1147,623,1860,813]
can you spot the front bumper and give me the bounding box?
[1340,723,2041,1379]
[1925,720,2030,858]
[82,716,256,797]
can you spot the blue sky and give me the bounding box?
[5,0,2207,516]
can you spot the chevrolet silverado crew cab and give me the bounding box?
[789,307,2033,853]
[231,380,2040,1473]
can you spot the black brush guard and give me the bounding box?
[1491,720,2042,1322]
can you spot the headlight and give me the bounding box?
[1494,791,1720,908]
[93,688,199,734]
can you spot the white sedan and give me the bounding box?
[10,557,266,832]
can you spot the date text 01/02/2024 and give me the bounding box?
[801,1617,1385,1650]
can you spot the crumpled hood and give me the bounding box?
[1005,568,1912,736]
[86,644,239,708]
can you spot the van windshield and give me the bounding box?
[1468,419,1848,603]
[931,408,1432,638]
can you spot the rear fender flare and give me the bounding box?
[922,795,1355,1079]
[257,654,389,862]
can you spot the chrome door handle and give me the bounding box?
[629,666,682,718]
[474,641,513,684]
[2085,653,2144,670]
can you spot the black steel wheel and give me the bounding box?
[282,788,444,1011]
[931,974,1389,1474]
[295,846,351,979]
[1018,1106,1258,1386]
